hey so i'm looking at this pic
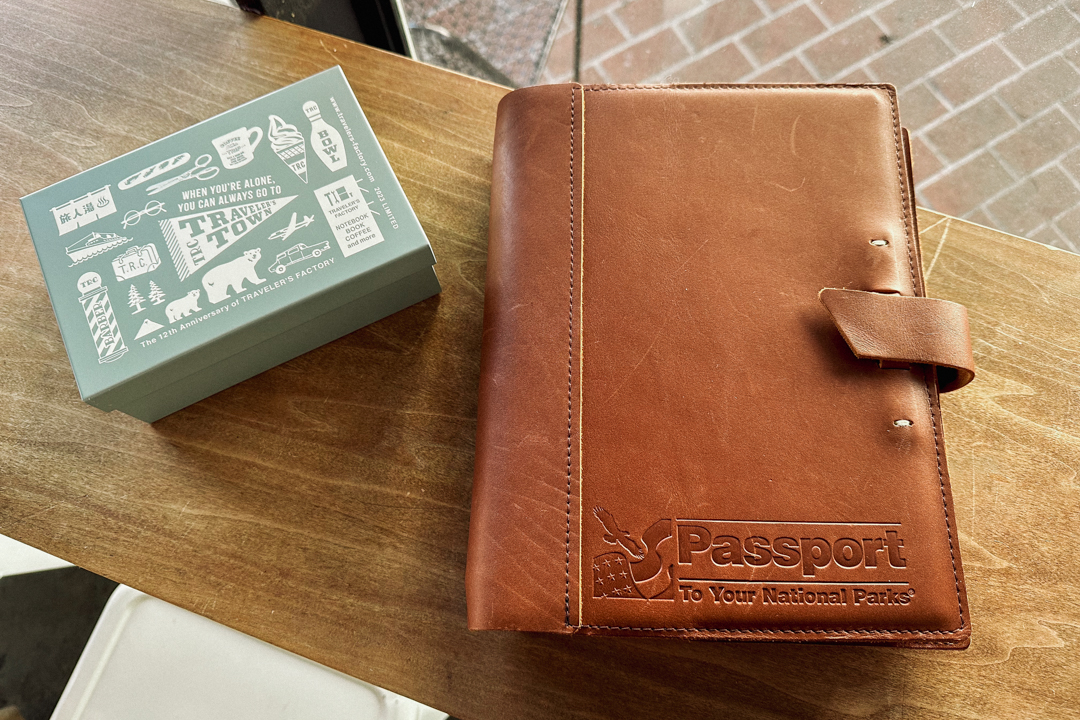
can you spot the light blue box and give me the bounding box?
[21,67,439,422]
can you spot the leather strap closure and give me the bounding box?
[819,288,975,392]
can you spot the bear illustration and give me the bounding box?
[202,248,265,304]
[165,289,201,324]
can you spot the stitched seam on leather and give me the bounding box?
[887,89,966,632]
[577,625,966,637]
[568,84,966,639]
[583,84,895,91]
[578,87,587,627]
[564,85,576,629]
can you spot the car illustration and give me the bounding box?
[269,240,332,274]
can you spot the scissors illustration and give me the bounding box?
[145,154,219,195]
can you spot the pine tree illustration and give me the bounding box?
[128,284,146,314]
[148,281,166,305]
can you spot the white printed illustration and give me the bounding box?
[303,101,347,172]
[160,196,296,281]
[212,127,263,170]
[52,186,117,236]
[202,249,266,304]
[146,154,220,196]
[118,154,190,191]
[269,240,331,275]
[166,290,202,323]
[112,244,162,282]
[76,272,127,364]
[268,212,315,242]
[65,231,133,266]
[122,200,166,229]
[268,115,308,183]
[127,285,147,315]
[135,318,164,340]
[148,281,166,305]
[316,175,384,257]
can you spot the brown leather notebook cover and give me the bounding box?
[467,83,974,647]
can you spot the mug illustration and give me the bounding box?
[212,127,263,169]
[76,272,128,364]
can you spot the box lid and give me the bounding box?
[21,67,435,410]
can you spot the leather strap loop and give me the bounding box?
[819,288,975,392]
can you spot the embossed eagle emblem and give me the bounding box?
[593,506,645,560]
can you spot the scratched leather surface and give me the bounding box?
[468,84,971,647]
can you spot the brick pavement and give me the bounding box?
[540,0,1080,252]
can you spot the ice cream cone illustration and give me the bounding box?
[268,115,308,184]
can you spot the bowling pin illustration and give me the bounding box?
[303,101,347,172]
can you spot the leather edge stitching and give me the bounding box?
[574,621,972,639]
[582,83,895,91]
[888,88,967,632]
[564,84,576,629]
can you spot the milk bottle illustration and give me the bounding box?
[303,101,347,172]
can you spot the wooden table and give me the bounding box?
[2,0,1078,717]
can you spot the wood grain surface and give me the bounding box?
[0,1,1077,717]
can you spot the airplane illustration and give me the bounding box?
[268,212,316,241]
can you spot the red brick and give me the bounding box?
[925,96,1017,161]
[1000,57,1080,119]
[909,135,944,180]
[986,167,1080,236]
[1053,205,1080,250]
[678,0,764,51]
[837,67,873,83]
[554,1,576,39]
[581,65,608,84]
[746,55,817,82]
[873,0,959,41]
[1065,41,1080,70]
[921,152,1015,215]
[1013,0,1061,14]
[742,5,826,63]
[963,208,997,229]
[995,108,1080,174]
[869,29,954,89]
[937,1,1022,51]
[584,0,620,19]
[812,0,879,25]
[899,83,949,129]
[616,0,703,37]
[761,0,800,12]
[672,42,754,81]
[930,44,1020,106]
[1030,225,1075,252]
[1002,6,1080,66]
[581,14,630,65]
[601,28,691,81]
[544,28,576,79]
[804,17,886,78]
[1061,145,1080,183]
